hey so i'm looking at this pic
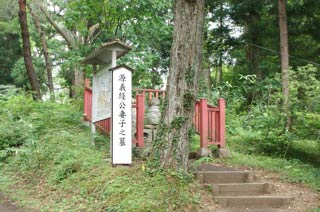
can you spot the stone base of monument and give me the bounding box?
[197,148,212,157]
[143,128,153,147]
[134,147,151,158]
[216,147,231,158]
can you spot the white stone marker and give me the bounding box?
[111,65,133,165]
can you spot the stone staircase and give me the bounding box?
[194,164,294,210]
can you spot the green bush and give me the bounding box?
[0,93,83,159]
[220,65,320,164]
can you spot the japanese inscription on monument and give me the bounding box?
[92,66,112,122]
[112,66,132,164]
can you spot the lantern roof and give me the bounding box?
[82,40,131,65]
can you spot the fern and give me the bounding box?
[0,147,17,158]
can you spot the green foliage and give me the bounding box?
[0,10,21,85]
[0,85,20,100]
[218,64,320,168]
[225,151,320,191]
[0,93,82,158]
[0,93,199,211]
[192,157,216,168]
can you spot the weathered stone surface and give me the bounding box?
[217,147,231,158]
[215,196,293,208]
[213,183,274,196]
[145,104,161,125]
[145,124,157,129]
[195,170,255,184]
[197,148,212,157]
[143,128,153,147]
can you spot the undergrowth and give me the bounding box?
[0,94,200,212]
[224,150,320,191]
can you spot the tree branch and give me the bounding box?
[40,6,76,49]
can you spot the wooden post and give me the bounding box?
[199,98,208,148]
[136,94,144,147]
[218,98,226,148]
[84,78,90,120]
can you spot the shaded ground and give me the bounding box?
[0,194,23,212]
[1,164,319,212]
[198,163,320,212]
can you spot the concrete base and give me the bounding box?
[134,147,152,158]
[195,170,255,184]
[197,148,212,157]
[213,183,274,196]
[142,128,153,147]
[215,196,293,209]
[217,148,231,158]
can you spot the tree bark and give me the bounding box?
[28,4,54,96]
[18,0,41,100]
[40,6,76,49]
[278,0,291,131]
[41,5,90,98]
[153,0,205,171]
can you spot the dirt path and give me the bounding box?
[0,194,23,212]
[198,164,320,212]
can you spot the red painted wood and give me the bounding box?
[133,89,166,101]
[218,98,226,148]
[83,81,226,149]
[199,99,208,148]
[136,94,145,147]
[83,80,92,121]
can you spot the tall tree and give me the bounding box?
[278,0,290,131]
[28,4,54,96]
[152,0,205,171]
[18,0,41,100]
[0,0,21,85]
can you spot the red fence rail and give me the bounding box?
[83,79,92,121]
[84,79,225,149]
[83,80,145,147]
[194,98,225,148]
[133,88,166,101]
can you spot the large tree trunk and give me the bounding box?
[278,0,291,131]
[152,0,205,172]
[71,67,84,98]
[41,6,89,98]
[18,0,41,100]
[28,4,54,97]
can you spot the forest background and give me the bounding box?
[0,0,319,211]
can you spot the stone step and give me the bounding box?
[195,170,255,184]
[214,196,293,209]
[221,209,283,212]
[213,183,274,196]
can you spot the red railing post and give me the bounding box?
[136,94,145,147]
[218,98,226,148]
[84,78,91,121]
[199,98,208,148]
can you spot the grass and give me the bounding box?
[0,93,319,211]
[224,150,320,191]
[226,121,320,191]
[0,95,200,212]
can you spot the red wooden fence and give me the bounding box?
[194,98,225,148]
[133,88,166,101]
[83,79,145,147]
[83,79,226,149]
